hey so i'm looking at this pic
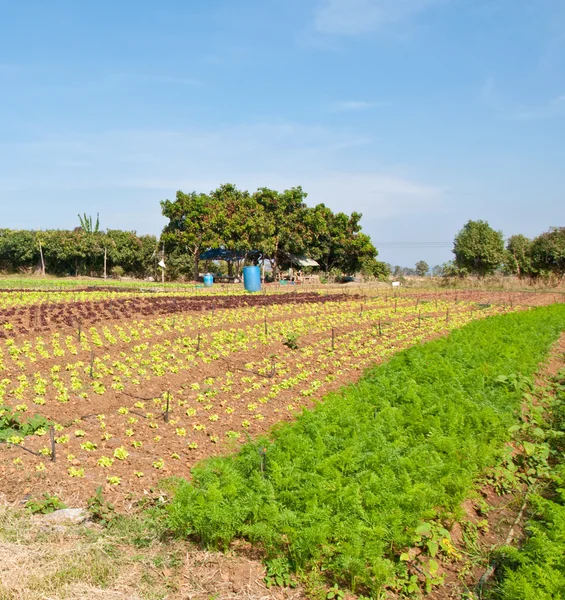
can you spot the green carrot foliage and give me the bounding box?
[168,305,565,594]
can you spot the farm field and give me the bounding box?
[168,304,565,597]
[0,287,559,506]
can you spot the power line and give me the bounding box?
[375,242,452,247]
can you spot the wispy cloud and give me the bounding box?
[112,73,202,87]
[330,100,386,112]
[315,0,447,35]
[479,78,565,121]
[0,122,442,232]
[514,94,565,120]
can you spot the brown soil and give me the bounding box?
[0,292,557,508]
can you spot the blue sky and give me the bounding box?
[1,0,564,267]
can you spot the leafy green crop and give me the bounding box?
[168,305,565,595]
[0,405,50,441]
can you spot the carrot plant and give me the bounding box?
[168,304,565,596]
[487,364,565,600]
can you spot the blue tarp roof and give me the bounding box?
[199,248,261,261]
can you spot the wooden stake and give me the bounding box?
[50,426,56,462]
[38,239,46,276]
[164,391,170,423]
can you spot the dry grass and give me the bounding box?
[0,498,304,600]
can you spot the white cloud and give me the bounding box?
[514,94,565,120]
[0,122,443,233]
[330,100,385,111]
[315,0,447,35]
[113,73,202,87]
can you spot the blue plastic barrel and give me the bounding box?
[243,266,261,292]
[203,273,214,287]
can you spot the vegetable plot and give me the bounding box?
[168,304,565,596]
[0,289,555,505]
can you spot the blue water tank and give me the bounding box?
[243,266,261,292]
[203,273,214,287]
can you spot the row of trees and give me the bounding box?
[450,221,565,280]
[161,183,388,280]
[0,228,158,277]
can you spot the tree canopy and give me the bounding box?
[453,220,505,277]
[0,229,157,277]
[529,227,565,280]
[415,261,429,277]
[505,234,532,277]
[160,183,387,279]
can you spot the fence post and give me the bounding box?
[50,426,56,463]
[164,391,170,423]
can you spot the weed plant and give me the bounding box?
[168,305,565,594]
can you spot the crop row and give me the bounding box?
[167,303,565,596]
[1,300,513,495]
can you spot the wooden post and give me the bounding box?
[164,391,170,423]
[38,239,46,276]
[50,426,56,463]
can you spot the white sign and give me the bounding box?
[391,281,401,287]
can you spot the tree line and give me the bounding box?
[161,183,388,280]
[445,220,564,280]
[385,222,564,282]
[0,228,158,277]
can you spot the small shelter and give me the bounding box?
[274,253,319,284]
[199,248,262,282]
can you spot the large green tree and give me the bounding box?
[253,186,309,271]
[529,227,565,280]
[160,191,219,279]
[505,234,532,278]
[0,229,38,272]
[305,206,381,275]
[415,260,429,277]
[210,184,271,274]
[453,220,504,277]
[161,184,384,279]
